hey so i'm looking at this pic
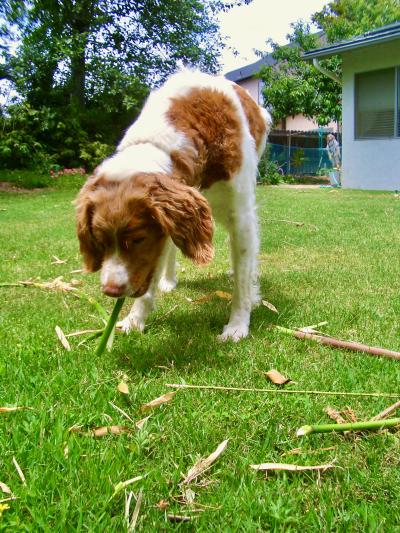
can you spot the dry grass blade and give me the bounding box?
[0,406,31,413]
[0,482,11,495]
[324,406,346,424]
[55,326,71,351]
[108,401,135,425]
[264,369,291,385]
[183,439,229,484]
[125,491,134,528]
[12,457,26,485]
[250,462,335,473]
[262,300,278,313]
[167,514,192,523]
[140,391,176,413]
[0,497,17,504]
[51,256,68,264]
[65,328,103,337]
[135,416,151,430]
[117,381,129,395]
[128,489,143,532]
[112,476,143,499]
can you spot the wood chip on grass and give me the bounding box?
[117,381,129,395]
[55,326,71,351]
[263,369,292,386]
[183,439,229,484]
[262,300,278,313]
[0,482,11,495]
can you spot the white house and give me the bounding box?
[304,22,400,190]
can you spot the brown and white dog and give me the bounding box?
[76,70,271,341]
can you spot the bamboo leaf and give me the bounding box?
[140,392,176,412]
[183,439,229,484]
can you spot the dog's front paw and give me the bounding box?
[158,277,177,293]
[117,314,145,334]
[217,323,249,343]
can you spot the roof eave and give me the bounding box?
[303,31,400,60]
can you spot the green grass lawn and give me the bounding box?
[1,179,400,531]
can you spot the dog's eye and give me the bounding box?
[131,237,145,245]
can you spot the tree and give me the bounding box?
[259,0,400,126]
[2,0,250,108]
[0,0,251,168]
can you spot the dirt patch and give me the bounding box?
[0,182,46,193]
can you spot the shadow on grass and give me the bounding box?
[114,273,294,373]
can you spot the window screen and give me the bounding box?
[355,68,395,138]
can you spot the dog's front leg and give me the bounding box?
[218,198,259,342]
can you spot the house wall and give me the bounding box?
[342,41,400,190]
[235,78,338,132]
[237,78,262,104]
[276,115,338,132]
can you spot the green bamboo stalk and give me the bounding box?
[297,417,400,436]
[95,298,125,356]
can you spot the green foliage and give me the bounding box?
[259,0,400,125]
[258,149,284,185]
[79,141,114,170]
[0,0,251,170]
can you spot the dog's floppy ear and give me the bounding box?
[75,178,103,272]
[149,174,214,265]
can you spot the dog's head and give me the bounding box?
[75,172,214,297]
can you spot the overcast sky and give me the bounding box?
[218,0,329,73]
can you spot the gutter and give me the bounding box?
[313,58,341,84]
[304,26,400,60]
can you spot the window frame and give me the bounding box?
[354,66,400,140]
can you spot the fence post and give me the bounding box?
[287,131,291,174]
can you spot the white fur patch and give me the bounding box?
[97,144,172,181]
[100,255,129,288]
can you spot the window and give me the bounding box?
[355,67,399,139]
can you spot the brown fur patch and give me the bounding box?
[233,85,266,152]
[75,172,214,294]
[166,88,243,189]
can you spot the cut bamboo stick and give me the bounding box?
[276,326,400,360]
[95,297,125,356]
[371,399,400,421]
[297,417,400,436]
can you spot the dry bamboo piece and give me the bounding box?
[371,399,400,421]
[166,383,399,399]
[276,326,400,361]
